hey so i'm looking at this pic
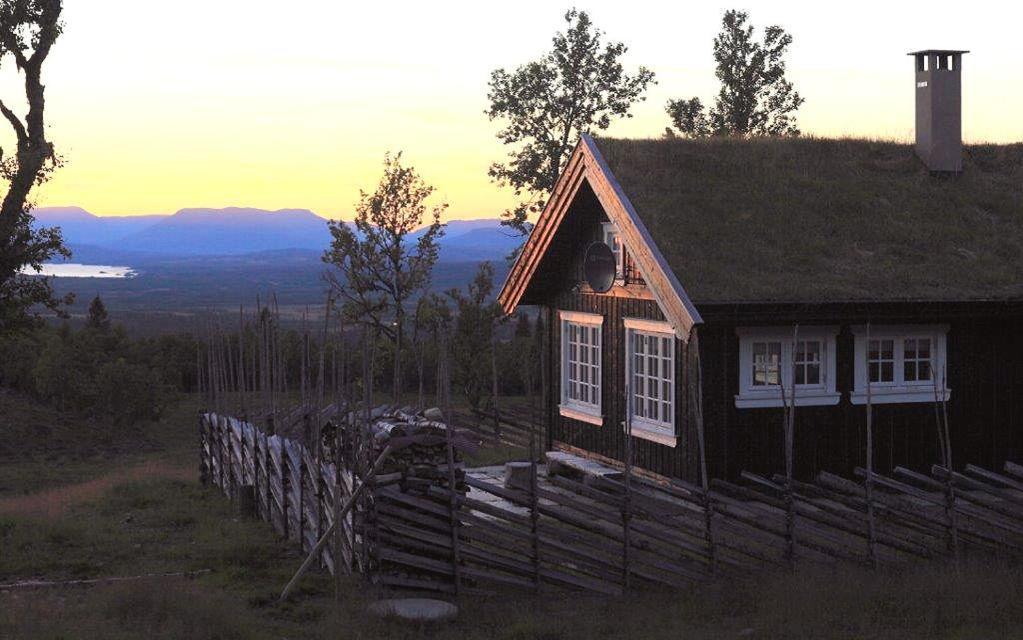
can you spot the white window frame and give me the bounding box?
[624,318,677,447]
[735,326,840,409]
[851,325,950,405]
[559,310,603,425]
[601,221,625,280]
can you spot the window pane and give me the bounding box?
[625,329,675,429]
[919,360,932,381]
[806,363,820,385]
[753,341,781,386]
[868,338,895,383]
[881,340,893,360]
[564,321,601,408]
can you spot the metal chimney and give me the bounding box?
[909,49,968,173]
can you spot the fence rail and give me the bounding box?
[201,411,1023,597]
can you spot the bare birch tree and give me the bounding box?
[323,152,445,404]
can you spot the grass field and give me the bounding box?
[3,393,1023,638]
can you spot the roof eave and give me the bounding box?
[497,135,703,340]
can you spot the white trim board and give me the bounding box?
[734,326,839,409]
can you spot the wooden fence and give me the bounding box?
[201,411,1023,597]
[200,413,358,576]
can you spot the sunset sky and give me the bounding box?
[5,0,1021,221]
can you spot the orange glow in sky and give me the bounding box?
[4,0,1020,220]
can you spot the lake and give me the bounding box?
[28,263,137,278]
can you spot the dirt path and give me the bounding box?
[0,460,194,520]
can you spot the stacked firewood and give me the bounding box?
[370,407,466,494]
[322,405,467,493]
[353,407,470,592]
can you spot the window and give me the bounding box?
[735,327,840,408]
[752,341,782,386]
[794,340,822,385]
[624,318,676,447]
[852,326,949,405]
[559,310,602,425]
[601,221,624,279]
[868,339,895,384]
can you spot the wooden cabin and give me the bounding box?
[497,133,1023,483]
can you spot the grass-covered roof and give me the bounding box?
[595,136,1023,304]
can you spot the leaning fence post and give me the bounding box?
[443,406,462,596]
[281,440,290,541]
[779,325,799,569]
[199,414,210,486]
[298,448,307,551]
[622,383,633,594]
[932,358,960,565]
[529,425,540,592]
[220,416,231,497]
[864,323,879,568]
[334,423,344,601]
[690,332,716,575]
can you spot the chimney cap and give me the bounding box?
[907,49,969,56]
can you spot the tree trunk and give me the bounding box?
[393,303,403,405]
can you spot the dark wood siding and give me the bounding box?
[697,312,1023,480]
[547,292,699,483]
[525,176,1023,482]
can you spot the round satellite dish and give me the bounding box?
[584,241,616,293]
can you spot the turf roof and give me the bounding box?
[594,136,1023,304]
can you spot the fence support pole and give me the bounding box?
[443,408,462,596]
[864,323,879,569]
[622,385,633,594]
[279,444,394,602]
[529,427,540,593]
[281,441,290,541]
[690,332,716,575]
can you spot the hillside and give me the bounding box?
[34,206,520,261]
[33,207,167,246]
[114,207,331,254]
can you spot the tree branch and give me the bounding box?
[0,97,26,142]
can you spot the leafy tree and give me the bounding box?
[94,357,168,426]
[486,8,655,238]
[85,295,110,332]
[324,152,446,403]
[666,9,804,138]
[0,0,71,333]
[447,262,502,412]
[415,292,453,412]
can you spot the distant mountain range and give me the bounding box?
[31,206,520,263]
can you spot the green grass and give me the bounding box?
[598,136,1023,303]
[4,392,1023,638]
[0,390,201,498]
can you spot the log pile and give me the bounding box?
[356,407,469,591]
